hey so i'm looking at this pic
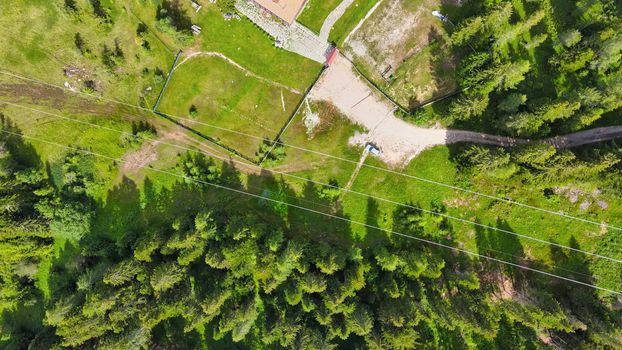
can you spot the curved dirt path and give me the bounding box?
[311,54,622,166]
[176,50,302,95]
[319,0,356,41]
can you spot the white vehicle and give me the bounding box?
[432,10,448,22]
[365,143,381,156]
[191,1,202,13]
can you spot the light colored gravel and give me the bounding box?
[311,54,447,166]
[310,54,622,167]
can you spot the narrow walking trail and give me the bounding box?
[176,50,302,94]
[311,54,622,166]
[340,147,370,201]
[342,0,385,45]
[319,0,356,41]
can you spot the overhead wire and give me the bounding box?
[2,100,622,265]
[0,128,619,296]
[2,69,620,233]
[0,101,335,212]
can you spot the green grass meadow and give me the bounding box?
[157,56,304,159]
[193,5,322,92]
[340,145,622,290]
[0,0,175,107]
[278,100,365,189]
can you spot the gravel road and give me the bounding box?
[311,54,622,166]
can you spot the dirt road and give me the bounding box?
[311,54,622,166]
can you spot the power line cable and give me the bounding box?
[0,128,619,296]
[0,101,335,212]
[3,100,621,264]
[2,69,619,233]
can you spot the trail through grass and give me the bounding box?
[158,56,303,159]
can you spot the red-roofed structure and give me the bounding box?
[252,0,307,25]
[325,47,339,66]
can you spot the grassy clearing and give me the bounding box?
[386,43,458,108]
[342,147,458,241]
[342,0,459,108]
[340,144,622,289]
[157,56,303,160]
[297,0,343,33]
[277,100,365,190]
[193,5,322,92]
[0,0,174,107]
[0,72,214,194]
[0,101,130,191]
[329,0,380,45]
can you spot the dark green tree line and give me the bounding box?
[446,0,622,137]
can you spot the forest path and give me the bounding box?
[448,127,622,149]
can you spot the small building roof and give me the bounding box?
[253,0,307,25]
[325,47,339,66]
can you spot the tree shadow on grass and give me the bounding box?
[473,219,622,346]
[92,176,142,247]
[364,197,384,243]
[474,219,527,288]
[546,236,622,346]
[293,179,352,248]
[0,113,41,168]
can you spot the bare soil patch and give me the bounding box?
[553,186,609,211]
[0,82,118,116]
[345,0,428,70]
[311,54,447,166]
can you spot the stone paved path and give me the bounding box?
[236,0,332,63]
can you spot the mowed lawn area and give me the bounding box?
[329,0,380,45]
[297,0,342,33]
[157,56,303,159]
[194,5,322,92]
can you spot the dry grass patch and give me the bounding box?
[343,0,459,108]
